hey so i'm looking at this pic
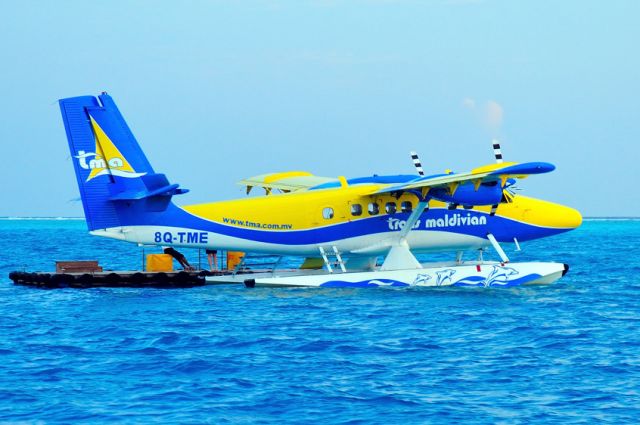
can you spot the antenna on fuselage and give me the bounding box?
[410,151,425,176]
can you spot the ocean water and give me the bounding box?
[1,219,639,423]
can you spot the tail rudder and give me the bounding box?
[59,92,186,231]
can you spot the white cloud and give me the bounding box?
[483,100,503,130]
[462,97,476,109]
[462,97,504,137]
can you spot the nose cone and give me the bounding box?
[555,205,582,230]
[531,201,582,232]
[502,195,582,240]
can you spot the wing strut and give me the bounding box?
[487,233,509,263]
[380,198,430,271]
[399,201,429,238]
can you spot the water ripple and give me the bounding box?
[1,220,640,423]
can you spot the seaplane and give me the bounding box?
[58,92,582,288]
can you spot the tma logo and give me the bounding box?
[75,115,147,182]
[75,149,146,182]
[76,150,124,170]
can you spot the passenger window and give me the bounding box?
[368,202,379,215]
[401,201,413,213]
[350,204,362,216]
[385,202,397,214]
[322,207,334,220]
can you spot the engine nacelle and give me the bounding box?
[431,182,503,206]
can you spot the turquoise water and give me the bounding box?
[1,219,640,423]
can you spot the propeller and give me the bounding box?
[411,151,458,208]
[490,140,526,251]
[492,139,503,164]
[409,151,425,176]
[407,145,524,215]
[490,140,504,215]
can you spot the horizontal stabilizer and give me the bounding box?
[109,173,188,201]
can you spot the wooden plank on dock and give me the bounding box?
[55,261,103,274]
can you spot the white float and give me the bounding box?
[242,261,568,288]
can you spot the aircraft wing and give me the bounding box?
[238,171,338,193]
[374,162,555,195]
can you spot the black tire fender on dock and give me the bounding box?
[130,272,147,287]
[32,273,55,288]
[104,273,122,287]
[77,273,94,287]
[68,274,86,288]
[89,274,106,287]
[49,274,62,288]
[153,272,169,286]
[52,273,75,287]
[11,272,26,285]
[174,271,191,285]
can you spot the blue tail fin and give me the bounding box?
[59,93,187,230]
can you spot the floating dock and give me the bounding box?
[8,255,251,289]
[8,270,224,289]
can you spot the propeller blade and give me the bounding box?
[492,139,503,164]
[410,151,425,176]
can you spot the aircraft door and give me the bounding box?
[310,200,345,227]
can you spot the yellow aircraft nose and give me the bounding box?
[505,195,582,234]
[556,205,582,229]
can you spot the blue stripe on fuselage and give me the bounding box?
[114,203,571,245]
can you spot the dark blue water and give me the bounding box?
[1,219,639,423]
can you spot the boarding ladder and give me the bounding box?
[232,254,283,277]
[318,246,346,273]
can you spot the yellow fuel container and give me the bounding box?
[146,254,174,272]
[226,251,245,270]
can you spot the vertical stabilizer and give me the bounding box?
[59,93,186,231]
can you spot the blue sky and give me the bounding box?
[0,0,638,217]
